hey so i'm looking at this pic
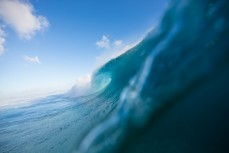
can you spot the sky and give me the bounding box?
[0,0,169,96]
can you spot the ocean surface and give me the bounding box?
[1,0,229,153]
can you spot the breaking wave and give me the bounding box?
[72,0,229,152]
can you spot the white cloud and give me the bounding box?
[96,35,110,48]
[0,0,49,40]
[0,27,5,55]
[24,55,41,64]
[113,40,123,47]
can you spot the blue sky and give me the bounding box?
[0,0,168,95]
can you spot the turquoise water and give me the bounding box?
[0,93,118,153]
[1,0,229,153]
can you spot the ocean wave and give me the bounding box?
[72,0,229,152]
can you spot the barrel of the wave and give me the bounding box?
[73,0,229,153]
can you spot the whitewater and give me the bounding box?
[1,0,229,153]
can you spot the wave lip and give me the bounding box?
[66,73,111,98]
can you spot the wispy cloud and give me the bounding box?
[95,35,110,49]
[95,36,124,49]
[24,55,41,64]
[113,40,123,47]
[0,27,5,55]
[0,0,49,40]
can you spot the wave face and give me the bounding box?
[74,0,229,152]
